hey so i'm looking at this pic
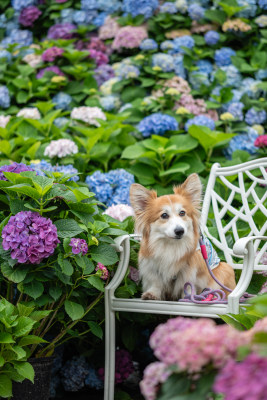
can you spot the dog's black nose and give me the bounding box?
[174,227,184,238]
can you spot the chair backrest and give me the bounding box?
[201,158,267,270]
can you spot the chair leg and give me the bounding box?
[104,300,116,400]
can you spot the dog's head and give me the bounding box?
[130,174,202,241]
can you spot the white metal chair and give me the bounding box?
[104,158,267,400]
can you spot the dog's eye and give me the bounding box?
[179,210,186,216]
[161,213,169,219]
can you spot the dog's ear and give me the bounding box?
[174,174,202,208]
[130,184,157,215]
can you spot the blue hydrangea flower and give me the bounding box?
[227,102,244,120]
[11,0,36,11]
[196,59,213,75]
[30,160,79,182]
[240,78,262,99]
[99,95,120,111]
[2,29,33,48]
[0,50,12,62]
[119,103,132,113]
[122,0,159,19]
[86,169,135,206]
[216,65,242,87]
[204,30,220,45]
[189,71,209,90]
[5,19,20,36]
[138,113,179,137]
[173,54,186,78]
[61,356,90,392]
[159,2,177,13]
[255,69,267,80]
[52,92,72,110]
[81,0,98,10]
[224,128,258,159]
[93,12,108,27]
[259,0,267,9]
[85,366,103,390]
[0,14,7,29]
[245,108,267,125]
[73,10,97,24]
[171,36,195,54]
[237,0,257,18]
[215,47,236,67]
[185,115,215,131]
[188,4,205,20]
[140,38,158,51]
[60,8,75,23]
[114,63,140,79]
[160,40,174,51]
[0,86,10,109]
[97,0,121,12]
[152,53,174,72]
[54,117,69,128]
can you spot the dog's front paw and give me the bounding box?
[142,292,159,300]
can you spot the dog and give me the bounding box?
[130,173,236,301]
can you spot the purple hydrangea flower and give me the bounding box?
[42,46,64,62]
[93,64,115,86]
[36,66,65,79]
[185,115,215,131]
[47,23,76,40]
[245,108,267,125]
[95,262,109,280]
[2,211,60,264]
[69,238,88,255]
[204,30,220,45]
[98,349,134,384]
[19,6,41,27]
[0,162,34,181]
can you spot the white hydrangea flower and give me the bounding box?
[44,139,78,158]
[103,204,134,222]
[70,106,106,127]
[17,107,41,120]
[23,53,42,68]
[100,77,120,96]
[0,115,11,128]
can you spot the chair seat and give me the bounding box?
[110,296,232,318]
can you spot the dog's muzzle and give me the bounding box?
[174,227,184,239]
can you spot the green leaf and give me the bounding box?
[54,219,83,238]
[13,316,36,337]
[10,199,29,214]
[0,374,12,398]
[75,256,94,274]
[87,321,103,339]
[168,135,198,153]
[64,300,84,321]
[159,162,190,177]
[188,126,234,154]
[13,361,34,383]
[31,176,54,196]
[0,332,15,343]
[121,143,146,159]
[91,243,118,266]
[4,184,40,200]
[1,263,27,283]
[0,140,12,156]
[30,310,51,322]
[17,303,35,317]
[87,275,105,292]
[23,281,44,299]
[121,86,146,103]
[49,286,62,301]
[11,345,26,360]
[19,335,47,346]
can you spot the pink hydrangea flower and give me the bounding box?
[175,93,207,115]
[140,362,171,400]
[254,134,267,148]
[99,16,120,40]
[42,47,64,62]
[95,262,109,280]
[112,26,148,50]
[103,204,134,222]
[89,49,109,67]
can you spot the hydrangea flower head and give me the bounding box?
[204,30,220,45]
[0,162,34,181]
[215,47,236,67]
[70,238,88,255]
[138,113,179,137]
[185,115,215,131]
[237,0,257,18]
[103,204,134,221]
[254,135,267,148]
[95,262,109,280]
[36,66,64,79]
[17,107,41,119]
[30,160,79,182]
[89,49,108,66]
[99,95,120,111]
[2,29,33,48]
[188,4,205,20]
[196,59,213,75]
[0,115,10,128]
[122,0,159,19]
[71,106,106,127]
[189,71,210,90]
[52,92,72,110]
[227,102,244,120]
[2,211,60,264]
[98,349,134,384]
[19,6,41,27]
[23,53,42,68]
[86,169,134,206]
[224,128,258,158]
[47,23,76,39]
[11,0,36,12]
[245,108,267,126]
[172,35,195,54]
[140,362,171,400]
[217,65,242,87]
[152,53,174,72]
[44,139,78,159]
[98,16,120,40]
[159,2,177,13]
[140,38,158,51]
[112,26,148,50]
[42,47,64,62]
[93,64,115,87]
[0,86,10,109]
[61,356,90,392]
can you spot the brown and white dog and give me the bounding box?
[130,173,236,301]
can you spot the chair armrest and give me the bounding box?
[233,236,267,256]
[228,236,267,314]
[106,235,131,294]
